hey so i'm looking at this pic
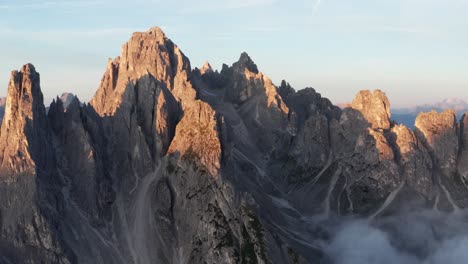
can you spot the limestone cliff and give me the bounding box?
[1,27,468,264]
[0,64,70,263]
[351,89,392,130]
[0,64,50,173]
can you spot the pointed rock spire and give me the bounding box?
[351,89,392,130]
[0,64,50,173]
[59,92,76,110]
[222,52,288,114]
[233,52,259,74]
[90,26,196,115]
[200,61,213,74]
[146,26,167,39]
[278,80,295,101]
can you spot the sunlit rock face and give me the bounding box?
[1,27,468,264]
[0,64,50,173]
[351,89,392,130]
[415,110,459,175]
[0,64,70,263]
[167,100,222,176]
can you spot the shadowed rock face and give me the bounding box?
[1,27,468,264]
[415,110,459,174]
[0,97,6,122]
[0,64,70,263]
[59,92,76,110]
[459,114,468,182]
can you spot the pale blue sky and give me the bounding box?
[0,0,467,107]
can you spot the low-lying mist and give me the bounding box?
[323,210,468,264]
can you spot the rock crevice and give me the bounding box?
[1,27,468,264]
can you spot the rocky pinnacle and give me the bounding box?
[0,27,468,264]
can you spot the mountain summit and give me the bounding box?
[1,27,468,264]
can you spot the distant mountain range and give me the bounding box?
[392,98,468,128]
[338,99,468,128]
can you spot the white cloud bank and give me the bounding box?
[324,210,468,264]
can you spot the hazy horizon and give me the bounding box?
[0,0,467,108]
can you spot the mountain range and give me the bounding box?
[0,27,468,264]
[392,98,468,128]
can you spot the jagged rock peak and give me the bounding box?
[233,52,259,74]
[351,89,391,129]
[59,92,76,110]
[90,26,196,115]
[200,61,213,74]
[278,80,295,100]
[3,63,44,122]
[0,63,48,173]
[120,26,192,83]
[145,26,166,38]
[220,51,288,115]
[18,63,37,76]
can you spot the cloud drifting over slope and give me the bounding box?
[324,210,468,264]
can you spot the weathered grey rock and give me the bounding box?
[459,114,468,183]
[223,52,287,114]
[0,64,71,263]
[389,124,433,197]
[59,92,76,110]
[2,27,468,264]
[415,110,459,175]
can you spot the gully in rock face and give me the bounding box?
[0,27,467,264]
